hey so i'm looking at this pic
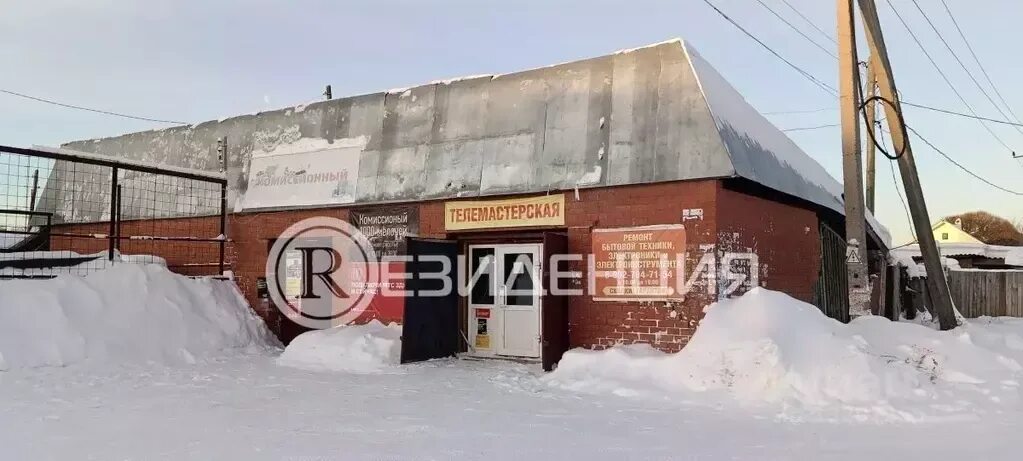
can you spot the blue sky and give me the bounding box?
[1,0,1020,243]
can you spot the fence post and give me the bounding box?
[900,267,916,320]
[219,182,227,275]
[885,264,900,320]
[116,185,123,253]
[29,169,39,211]
[108,166,118,261]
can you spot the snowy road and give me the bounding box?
[2,355,1019,461]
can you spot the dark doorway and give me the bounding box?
[541,232,570,371]
[400,237,460,363]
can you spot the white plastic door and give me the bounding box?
[495,244,541,358]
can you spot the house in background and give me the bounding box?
[894,218,1023,270]
[931,218,983,244]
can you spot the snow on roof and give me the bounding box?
[428,74,494,85]
[30,145,226,181]
[891,242,1023,266]
[53,39,893,243]
[683,42,891,246]
[1006,248,1023,266]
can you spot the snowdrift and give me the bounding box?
[0,250,168,277]
[0,264,277,370]
[547,288,1023,421]
[277,321,402,374]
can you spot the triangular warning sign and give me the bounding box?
[846,247,862,264]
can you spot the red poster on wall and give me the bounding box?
[591,225,686,301]
[349,261,406,324]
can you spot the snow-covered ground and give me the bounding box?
[3,355,1021,460]
[3,267,1023,460]
[277,320,402,374]
[0,264,271,370]
[548,289,1023,423]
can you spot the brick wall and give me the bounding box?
[716,183,821,303]
[560,181,720,353]
[213,181,725,351]
[47,178,824,354]
[227,208,351,337]
[50,215,223,276]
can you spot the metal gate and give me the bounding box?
[813,220,849,322]
[0,144,228,278]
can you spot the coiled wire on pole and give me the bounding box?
[859,95,908,160]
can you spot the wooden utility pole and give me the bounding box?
[837,0,871,316]
[855,0,959,330]
[863,63,878,213]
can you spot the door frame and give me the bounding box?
[466,242,543,359]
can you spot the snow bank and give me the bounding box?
[0,250,168,277]
[277,321,402,373]
[547,288,1023,421]
[0,264,277,370]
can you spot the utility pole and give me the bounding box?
[837,0,871,316]
[855,0,959,330]
[863,63,878,213]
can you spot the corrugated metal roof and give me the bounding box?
[39,39,889,243]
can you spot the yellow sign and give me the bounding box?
[445,194,565,231]
[475,334,490,349]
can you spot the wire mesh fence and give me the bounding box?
[0,145,227,278]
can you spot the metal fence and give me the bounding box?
[0,145,227,278]
[813,220,850,322]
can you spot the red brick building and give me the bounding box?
[47,40,889,370]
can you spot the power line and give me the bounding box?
[908,0,1023,138]
[699,0,837,96]
[698,0,1019,185]
[937,0,1022,125]
[782,123,840,132]
[767,101,1023,127]
[755,0,1023,152]
[778,0,837,45]
[883,0,1014,152]
[877,121,915,238]
[906,125,1023,196]
[752,0,836,59]
[0,88,186,125]
[888,154,914,238]
[900,101,1023,127]
[763,107,837,115]
[701,0,1021,205]
[782,118,888,133]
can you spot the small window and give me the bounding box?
[469,247,495,305]
[941,232,949,240]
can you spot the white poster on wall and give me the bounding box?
[239,137,365,210]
